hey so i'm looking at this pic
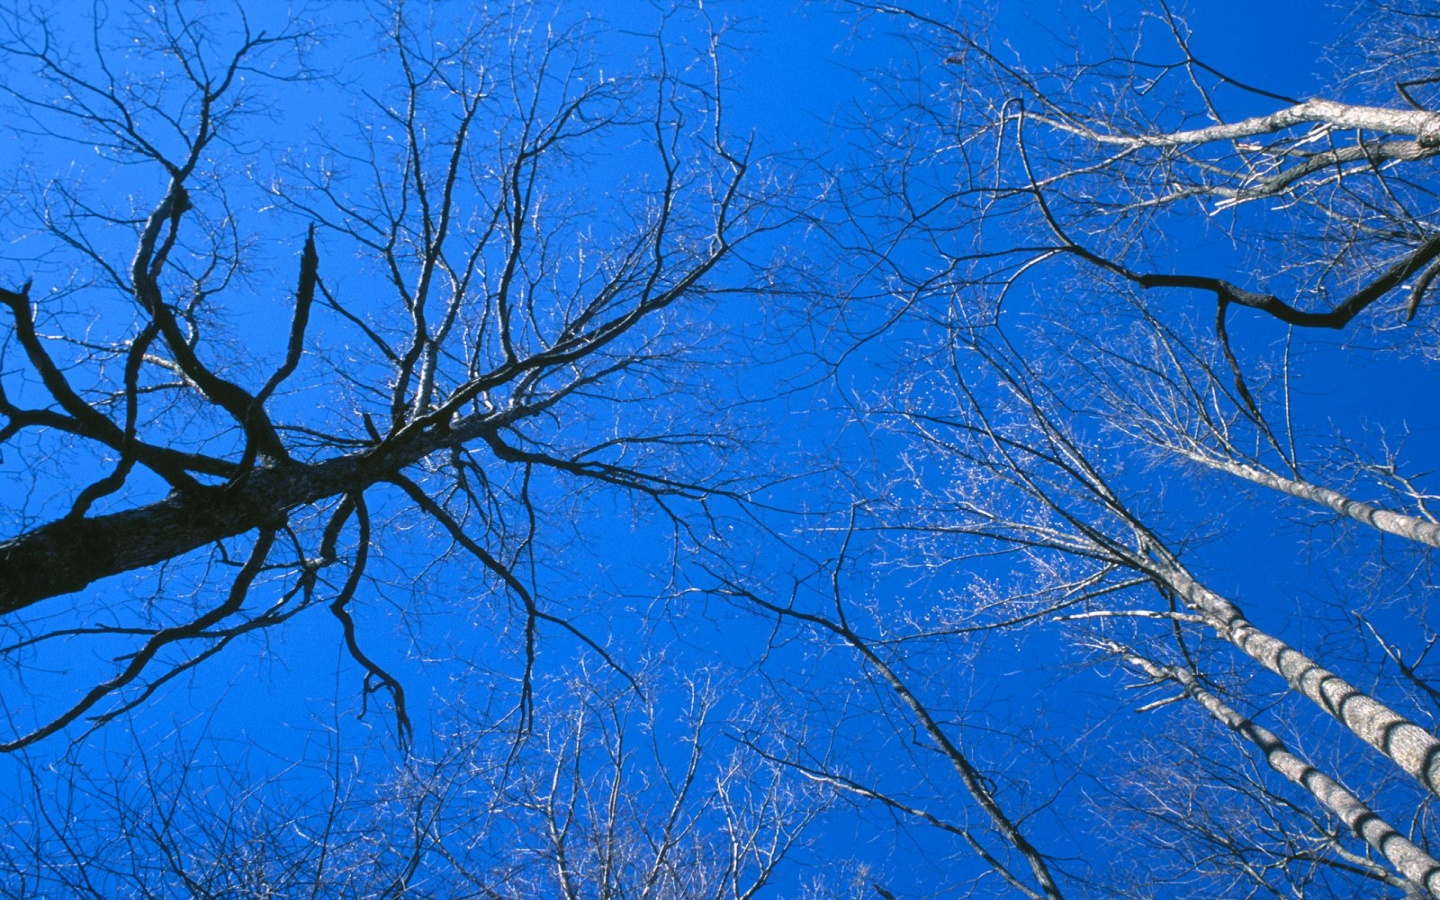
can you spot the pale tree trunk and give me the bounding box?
[1142,547,1440,799]
[1120,647,1440,899]
[1178,452,1440,548]
[1072,98,1440,150]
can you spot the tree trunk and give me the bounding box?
[0,413,499,613]
[1149,552,1440,799]
[1180,453,1440,548]
[1123,649,1440,899]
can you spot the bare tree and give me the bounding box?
[0,1,783,749]
[0,663,829,899]
[1109,639,1440,897]
[718,562,1067,900]
[807,1,1440,895]
[1096,691,1429,898]
[13,0,1440,895]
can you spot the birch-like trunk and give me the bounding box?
[1180,453,1440,548]
[1124,650,1440,899]
[1145,550,1440,799]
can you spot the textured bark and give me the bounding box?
[1152,556,1440,799]
[1182,454,1440,548]
[1126,651,1440,898]
[0,413,500,614]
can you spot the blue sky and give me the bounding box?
[1,1,1437,897]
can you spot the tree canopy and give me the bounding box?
[2,1,1439,897]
